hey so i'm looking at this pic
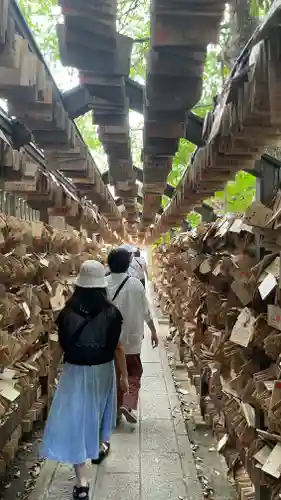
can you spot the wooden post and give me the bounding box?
[23,201,29,221]
[19,199,24,220]
[253,157,280,500]
[0,191,5,213]
[9,194,16,216]
[40,209,49,225]
[15,196,20,218]
[170,228,176,239]
[4,192,9,215]
[180,220,192,232]
[195,203,217,223]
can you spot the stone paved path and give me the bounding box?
[32,300,202,500]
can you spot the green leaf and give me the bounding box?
[213,171,256,213]
[186,212,201,228]
[168,139,195,187]
[250,0,272,17]
[250,0,260,16]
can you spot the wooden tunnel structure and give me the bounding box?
[0,0,227,243]
[58,0,226,237]
[0,0,279,246]
[56,0,281,244]
[0,0,279,242]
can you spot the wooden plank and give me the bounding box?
[4,180,37,192]
[0,384,38,451]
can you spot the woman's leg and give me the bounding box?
[74,463,88,487]
[91,362,116,465]
[114,357,123,423]
[91,414,110,465]
[73,463,89,499]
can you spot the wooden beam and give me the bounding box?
[63,82,205,147]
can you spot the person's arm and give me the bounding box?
[144,262,148,278]
[114,342,129,393]
[141,258,148,278]
[142,293,159,348]
[112,308,129,393]
[147,318,158,348]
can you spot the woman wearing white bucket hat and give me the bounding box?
[41,260,128,500]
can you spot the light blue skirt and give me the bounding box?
[41,361,116,464]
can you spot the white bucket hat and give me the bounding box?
[76,260,107,288]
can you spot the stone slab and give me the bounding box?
[141,376,167,394]
[141,451,183,478]
[140,391,171,419]
[142,362,163,377]
[93,472,140,500]
[176,435,204,500]
[99,432,140,474]
[141,477,189,500]
[141,418,178,453]
[141,343,161,362]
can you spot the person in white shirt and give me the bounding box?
[106,248,158,424]
[120,244,140,279]
[132,248,148,288]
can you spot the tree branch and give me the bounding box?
[118,0,139,31]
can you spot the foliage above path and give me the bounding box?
[250,0,273,16]
[18,0,60,63]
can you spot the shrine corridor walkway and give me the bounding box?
[32,289,202,500]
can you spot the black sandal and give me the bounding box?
[73,485,89,500]
[91,442,110,465]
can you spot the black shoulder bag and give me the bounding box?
[112,276,130,301]
[57,277,130,366]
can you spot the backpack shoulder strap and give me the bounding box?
[134,258,142,269]
[112,276,130,301]
[58,307,89,345]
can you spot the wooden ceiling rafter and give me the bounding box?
[0,0,124,239]
[56,0,139,231]
[140,0,226,235]
[146,1,281,243]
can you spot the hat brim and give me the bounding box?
[75,276,107,288]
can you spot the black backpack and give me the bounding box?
[56,305,122,366]
[56,277,129,366]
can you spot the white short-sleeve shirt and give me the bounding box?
[106,273,152,354]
